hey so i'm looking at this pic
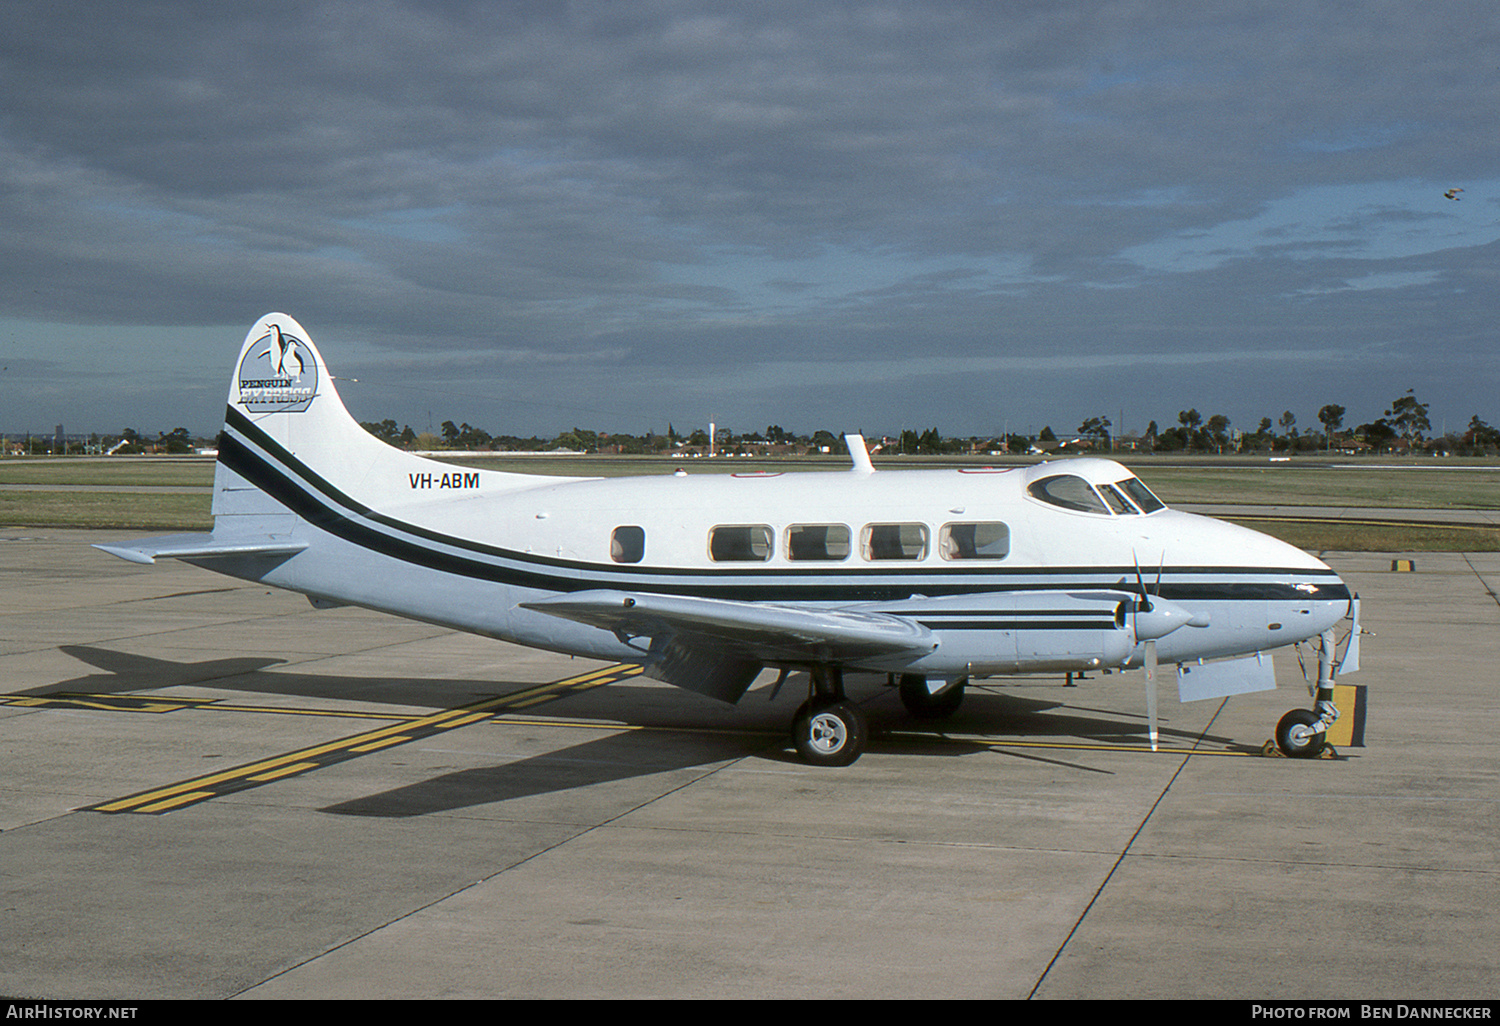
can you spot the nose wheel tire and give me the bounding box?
[792,697,868,767]
[1275,709,1328,759]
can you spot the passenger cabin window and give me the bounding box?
[786,523,851,561]
[862,523,929,561]
[1027,475,1110,514]
[709,524,773,562]
[611,525,645,564]
[941,522,1010,560]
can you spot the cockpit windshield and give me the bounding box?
[1027,475,1109,513]
[1028,473,1167,515]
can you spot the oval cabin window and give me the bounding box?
[940,522,1010,560]
[786,524,851,561]
[611,526,645,564]
[709,525,774,562]
[862,523,929,561]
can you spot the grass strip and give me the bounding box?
[0,491,212,531]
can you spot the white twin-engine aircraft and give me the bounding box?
[99,314,1361,767]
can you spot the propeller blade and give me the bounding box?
[1145,638,1159,752]
[1132,551,1151,612]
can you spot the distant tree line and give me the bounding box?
[10,387,1497,457]
[1075,389,1499,456]
[6,426,200,456]
[339,387,1499,459]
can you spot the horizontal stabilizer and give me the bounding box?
[94,533,307,566]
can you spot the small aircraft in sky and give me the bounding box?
[98,314,1360,766]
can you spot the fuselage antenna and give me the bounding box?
[845,433,874,474]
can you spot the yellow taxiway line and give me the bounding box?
[82,663,642,814]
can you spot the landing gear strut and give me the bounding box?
[791,665,867,766]
[1274,627,1341,758]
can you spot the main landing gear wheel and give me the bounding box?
[792,697,868,767]
[898,674,966,720]
[1275,709,1328,759]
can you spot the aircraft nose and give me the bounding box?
[1210,513,1336,574]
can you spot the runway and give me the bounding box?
[1,529,1496,999]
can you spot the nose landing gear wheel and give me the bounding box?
[792,697,868,766]
[1275,709,1328,759]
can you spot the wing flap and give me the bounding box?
[94,533,308,565]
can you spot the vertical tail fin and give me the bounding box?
[217,312,488,520]
[103,314,580,568]
[213,313,585,523]
[223,312,375,480]
[213,313,377,518]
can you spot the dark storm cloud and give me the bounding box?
[1,1,1498,437]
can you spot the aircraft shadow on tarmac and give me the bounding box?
[27,646,1237,816]
[322,729,780,817]
[34,645,287,697]
[33,644,539,709]
[321,691,1237,817]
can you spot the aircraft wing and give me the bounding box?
[520,590,935,703]
[94,533,308,565]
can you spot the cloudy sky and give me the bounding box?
[3,1,1498,442]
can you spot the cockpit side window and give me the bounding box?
[1117,477,1166,513]
[1027,475,1110,514]
[1098,484,1137,515]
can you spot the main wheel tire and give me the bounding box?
[898,675,966,719]
[1276,709,1327,759]
[793,697,868,766]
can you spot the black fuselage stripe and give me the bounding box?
[219,408,1352,603]
[222,430,633,593]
